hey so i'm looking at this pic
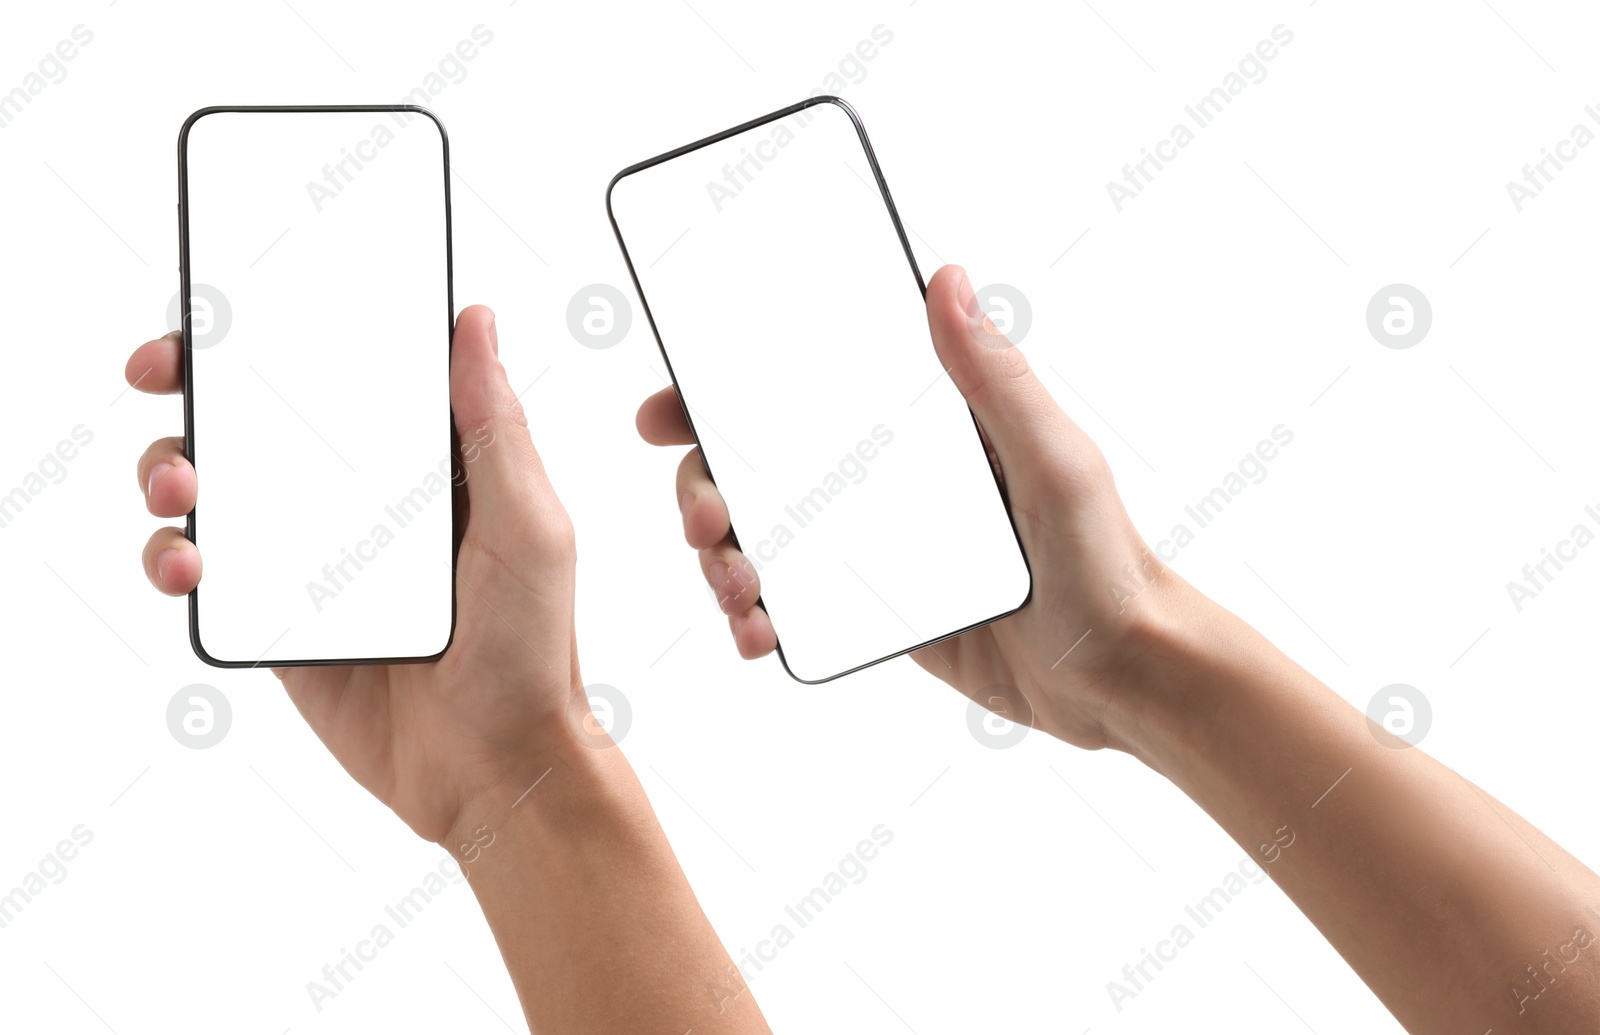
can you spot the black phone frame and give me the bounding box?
[606,95,1033,684]
[176,104,459,669]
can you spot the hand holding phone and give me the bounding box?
[129,307,583,843]
[639,263,1176,747]
[128,311,781,1035]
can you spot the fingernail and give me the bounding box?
[709,559,730,590]
[147,462,173,498]
[679,491,694,516]
[489,315,499,357]
[156,548,178,581]
[956,269,980,318]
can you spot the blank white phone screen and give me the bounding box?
[181,108,454,665]
[609,99,1030,682]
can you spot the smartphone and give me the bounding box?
[177,105,456,667]
[607,96,1031,683]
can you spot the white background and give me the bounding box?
[2,1,1597,1032]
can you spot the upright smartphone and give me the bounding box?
[177,105,456,667]
[608,97,1031,683]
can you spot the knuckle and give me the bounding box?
[506,396,530,433]
[1056,442,1115,499]
[541,509,577,561]
[996,342,1033,381]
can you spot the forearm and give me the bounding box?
[447,725,770,1035]
[1109,582,1600,1034]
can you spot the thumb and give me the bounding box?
[449,305,570,550]
[924,265,1071,468]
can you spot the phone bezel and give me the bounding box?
[176,104,460,669]
[605,95,1034,684]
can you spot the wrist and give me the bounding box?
[438,695,629,860]
[1093,576,1239,766]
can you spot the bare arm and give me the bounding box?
[1113,580,1600,1034]
[445,730,768,1034]
[639,263,1600,1033]
[128,309,770,1034]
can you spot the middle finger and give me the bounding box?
[137,436,197,518]
[675,447,730,550]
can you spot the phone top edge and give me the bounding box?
[608,94,856,196]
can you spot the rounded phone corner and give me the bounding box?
[604,168,630,228]
[606,159,650,234]
[412,614,457,666]
[188,616,240,670]
[774,645,836,686]
[178,106,228,152]
[1008,555,1035,617]
[809,93,858,119]
[397,104,449,148]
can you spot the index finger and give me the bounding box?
[125,330,183,395]
[635,384,694,446]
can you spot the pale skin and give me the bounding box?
[128,307,771,1034]
[129,273,1600,1033]
[639,266,1600,1034]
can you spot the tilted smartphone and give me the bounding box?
[177,105,456,667]
[608,96,1031,683]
